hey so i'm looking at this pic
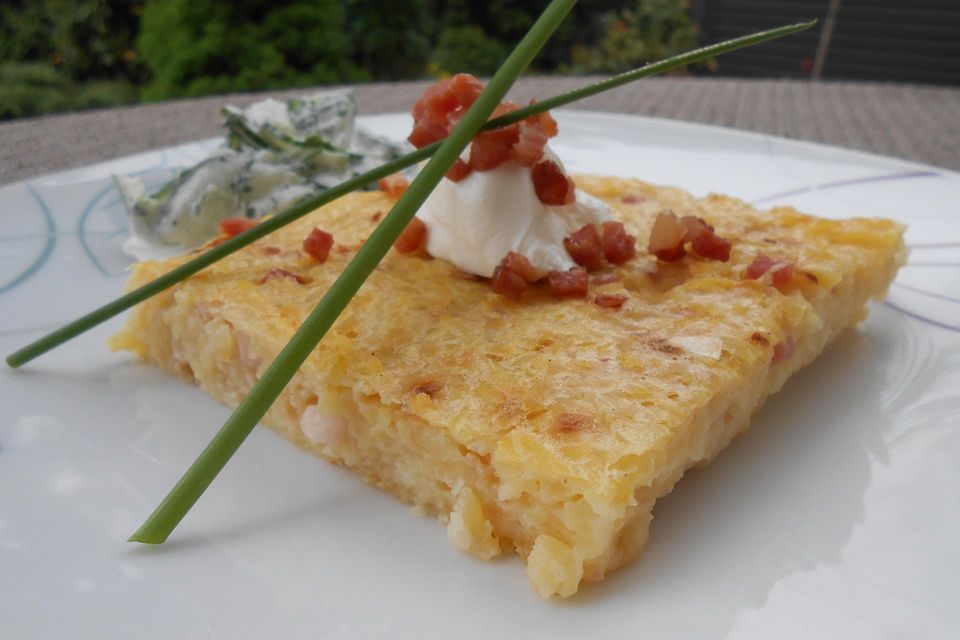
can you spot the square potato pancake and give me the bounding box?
[111,176,905,598]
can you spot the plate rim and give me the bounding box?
[6,109,958,192]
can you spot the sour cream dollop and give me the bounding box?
[419,149,610,278]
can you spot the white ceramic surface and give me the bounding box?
[2,112,959,639]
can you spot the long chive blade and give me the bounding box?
[488,21,816,127]
[5,19,814,369]
[128,0,577,545]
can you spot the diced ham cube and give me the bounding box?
[303,228,334,264]
[528,109,559,138]
[491,265,528,300]
[743,253,796,293]
[407,116,448,148]
[411,78,456,121]
[448,73,484,108]
[501,251,539,283]
[219,217,257,237]
[690,227,732,262]
[469,122,520,171]
[548,268,588,298]
[770,263,795,291]
[745,253,794,292]
[563,224,605,271]
[601,221,636,264]
[393,217,428,254]
[446,159,472,182]
[510,124,549,167]
[745,254,777,279]
[532,159,575,205]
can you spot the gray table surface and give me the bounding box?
[1,77,958,186]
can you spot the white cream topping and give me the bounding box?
[418,147,610,278]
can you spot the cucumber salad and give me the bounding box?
[115,90,407,259]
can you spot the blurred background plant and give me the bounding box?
[564,0,714,73]
[0,0,143,119]
[136,0,368,100]
[1,0,702,120]
[3,0,956,120]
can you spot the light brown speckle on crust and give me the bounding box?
[750,332,770,347]
[526,406,549,420]
[649,338,684,356]
[553,412,596,434]
[412,380,444,398]
[259,268,311,285]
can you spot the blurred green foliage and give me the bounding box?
[347,0,435,79]
[431,26,509,76]
[427,0,620,74]
[0,0,143,119]
[137,0,368,100]
[0,0,143,81]
[0,0,704,120]
[566,0,705,73]
[0,62,137,119]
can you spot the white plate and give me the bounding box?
[2,112,959,639]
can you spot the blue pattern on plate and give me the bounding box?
[0,185,58,295]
